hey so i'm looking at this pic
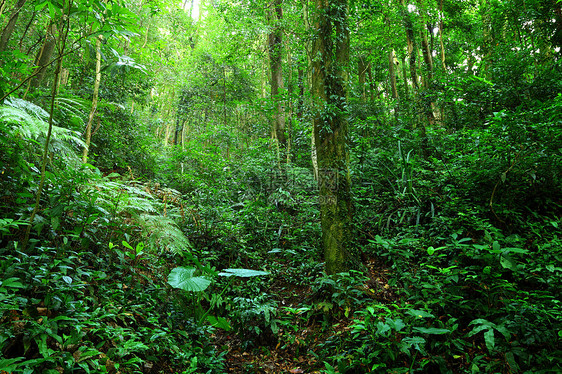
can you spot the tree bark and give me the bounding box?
[358,55,368,102]
[268,0,286,162]
[0,0,27,53]
[388,49,398,99]
[30,23,57,88]
[82,36,102,163]
[400,0,419,90]
[311,0,353,274]
[420,30,433,87]
[438,0,446,69]
[0,0,7,18]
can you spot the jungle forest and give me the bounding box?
[0,0,561,372]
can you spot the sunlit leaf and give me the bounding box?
[168,267,211,292]
[412,327,450,335]
[218,268,269,277]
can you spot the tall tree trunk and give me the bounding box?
[312,0,353,274]
[480,0,492,75]
[388,49,398,99]
[268,0,286,163]
[400,55,409,99]
[366,61,376,101]
[82,36,102,163]
[358,55,368,102]
[30,22,57,88]
[0,0,27,53]
[400,0,419,90]
[438,0,446,69]
[418,2,435,126]
[420,30,433,87]
[418,0,434,86]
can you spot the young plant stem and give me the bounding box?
[21,1,72,252]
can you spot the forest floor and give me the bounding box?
[214,257,400,373]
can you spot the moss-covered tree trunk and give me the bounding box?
[268,0,286,164]
[30,23,57,89]
[0,0,27,53]
[311,0,353,274]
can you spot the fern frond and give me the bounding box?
[54,96,88,118]
[84,178,191,254]
[122,196,158,213]
[4,97,49,121]
[0,97,86,157]
[138,214,191,253]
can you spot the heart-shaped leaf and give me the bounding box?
[168,267,211,292]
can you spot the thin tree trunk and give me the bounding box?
[358,55,368,102]
[401,55,409,98]
[480,0,492,75]
[82,36,102,163]
[400,0,418,90]
[418,0,434,86]
[0,0,7,18]
[312,0,353,274]
[366,61,376,101]
[438,0,446,69]
[22,0,71,252]
[420,31,433,87]
[388,49,398,99]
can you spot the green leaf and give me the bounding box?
[412,327,450,335]
[407,309,435,318]
[500,255,516,270]
[122,241,134,250]
[324,361,336,374]
[0,357,25,371]
[51,216,59,231]
[502,247,529,254]
[387,318,405,331]
[484,328,495,352]
[168,267,211,292]
[1,277,24,288]
[207,315,231,331]
[218,268,270,277]
[401,336,426,352]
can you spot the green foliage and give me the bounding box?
[1,0,561,372]
[168,266,212,292]
[0,97,85,164]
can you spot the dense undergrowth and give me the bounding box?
[1,76,562,373]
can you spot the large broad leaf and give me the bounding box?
[168,267,211,292]
[218,268,270,277]
[401,336,426,354]
[412,327,451,335]
[500,255,517,271]
[206,315,231,331]
[484,328,495,352]
[407,309,435,318]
